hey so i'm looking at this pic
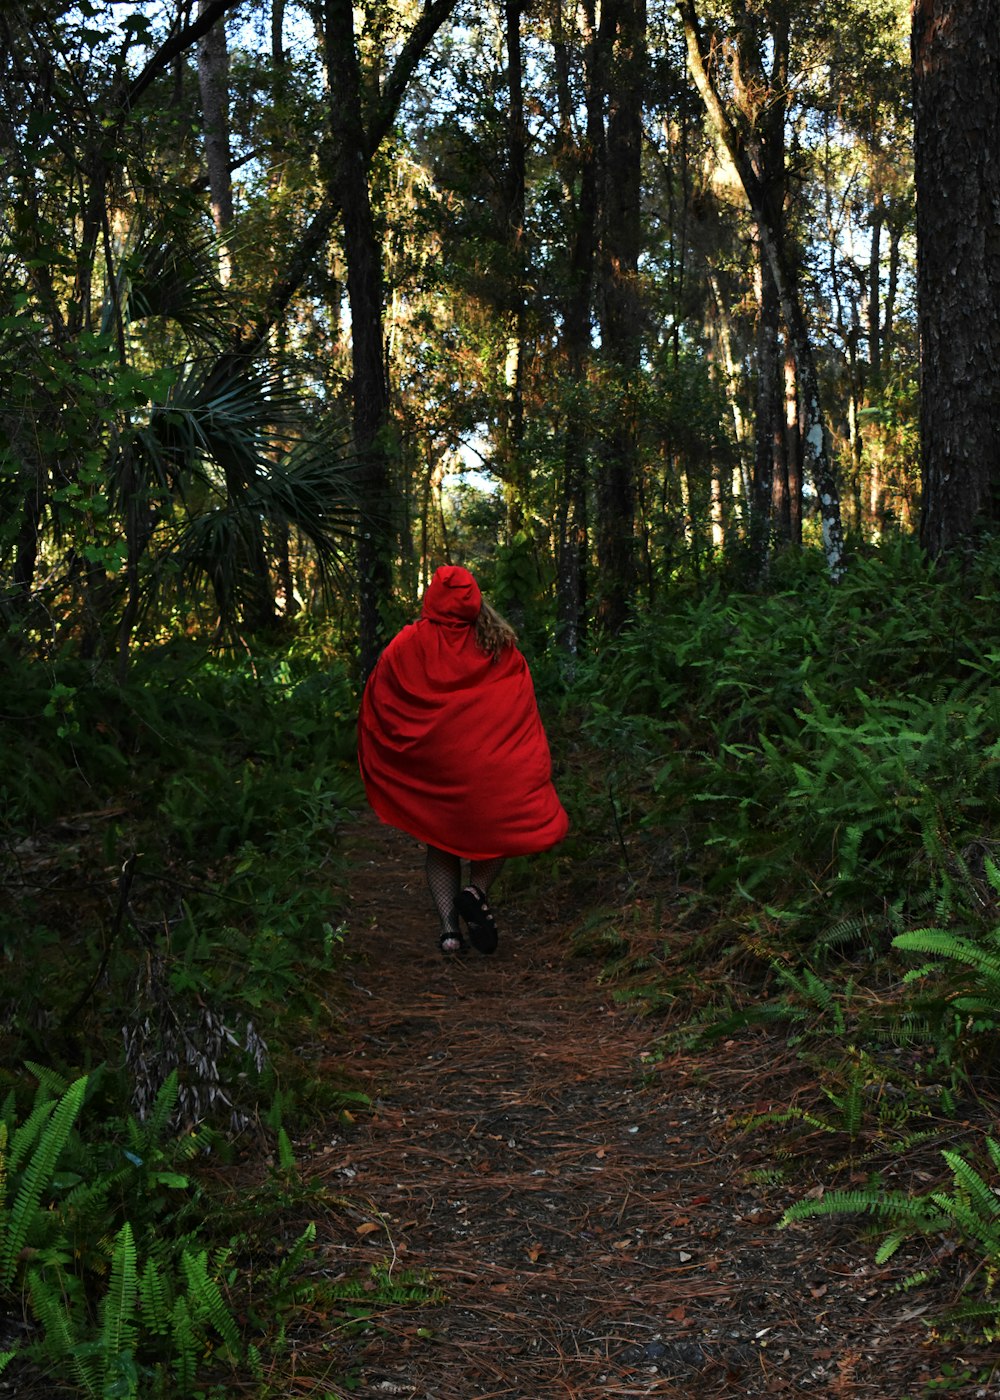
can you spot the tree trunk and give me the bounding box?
[678,0,845,577]
[502,0,528,541]
[868,187,884,384]
[553,0,610,655]
[706,268,752,510]
[319,0,457,675]
[271,0,285,64]
[323,0,393,679]
[596,0,645,633]
[752,250,780,556]
[913,0,1000,557]
[783,349,803,545]
[196,0,234,284]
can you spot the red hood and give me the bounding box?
[421,565,482,624]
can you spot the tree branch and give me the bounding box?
[121,0,245,114]
[366,0,459,158]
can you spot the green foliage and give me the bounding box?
[0,1069,251,1394]
[891,866,1000,1072]
[572,540,1000,956]
[782,1137,1000,1338]
[564,538,1000,1348]
[0,633,368,1390]
[0,1073,89,1289]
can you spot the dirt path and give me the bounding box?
[304,815,989,1399]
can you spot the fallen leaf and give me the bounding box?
[527,1243,544,1262]
[355,1222,380,1237]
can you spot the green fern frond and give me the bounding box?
[781,1187,943,1228]
[22,1063,70,1099]
[928,1191,1000,1258]
[27,1267,100,1398]
[180,1247,242,1358]
[985,857,1000,898]
[896,928,1000,973]
[1,1076,88,1289]
[271,1221,316,1294]
[170,1296,198,1395]
[138,1256,173,1338]
[171,1122,217,1162]
[277,1127,296,1172]
[6,1097,57,1176]
[698,1001,805,1043]
[0,1348,14,1374]
[246,1341,263,1381]
[101,1222,139,1369]
[875,1228,912,1264]
[944,1295,1000,1337]
[128,1073,180,1157]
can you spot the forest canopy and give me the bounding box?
[2,0,958,670]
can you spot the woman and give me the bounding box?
[357,564,568,954]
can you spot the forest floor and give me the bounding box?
[293,814,1000,1400]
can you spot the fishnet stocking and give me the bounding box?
[425,846,461,933]
[424,849,507,934]
[469,855,506,896]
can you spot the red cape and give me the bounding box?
[357,566,569,860]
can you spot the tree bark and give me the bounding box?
[502,0,528,540]
[553,0,611,655]
[596,0,645,632]
[913,0,1000,557]
[783,349,803,545]
[196,0,234,283]
[753,250,780,554]
[323,0,392,680]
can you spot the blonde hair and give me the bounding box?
[475,598,518,660]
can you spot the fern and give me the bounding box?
[132,1071,180,1153]
[0,1349,15,1374]
[180,1247,242,1358]
[897,930,1000,982]
[940,1147,1000,1224]
[783,1136,1000,1337]
[22,1062,70,1098]
[0,1074,88,1288]
[138,1255,173,1339]
[781,1185,945,1231]
[170,1295,198,1395]
[270,1221,316,1296]
[276,1126,296,1172]
[6,1095,58,1176]
[101,1222,139,1373]
[27,1268,100,1398]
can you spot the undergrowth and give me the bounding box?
[0,628,370,1394]
[557,537,1000,1342]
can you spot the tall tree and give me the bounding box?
[596,0,645,630]
[319,0,459,677]
[501,0,529,539]
[677,0,846,578]
[913,0,1000,556]
[196,0,234,283]
[552,0,612,654]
